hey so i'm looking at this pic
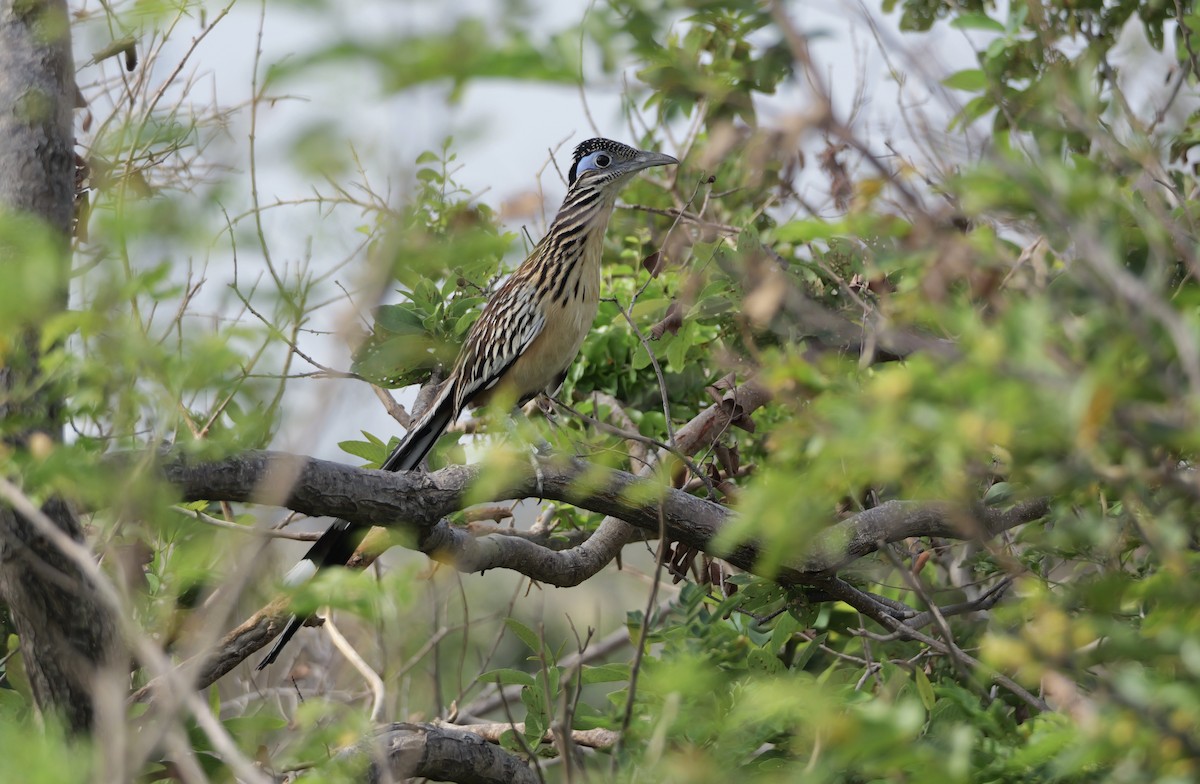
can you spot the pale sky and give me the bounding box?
[69,0,1187,465]
[160,0,983,462]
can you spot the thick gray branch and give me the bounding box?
[159,450,1048,585]
[798,497,1053,573]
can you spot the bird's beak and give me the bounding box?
[633,150,679,171]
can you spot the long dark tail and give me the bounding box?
[379,384,458,473]
[256,386,459,670]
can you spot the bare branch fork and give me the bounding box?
[132,444,1048,699]
[123,377,1049,700]
[131,380,770,694]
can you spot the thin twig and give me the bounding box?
[171,506,318,540]
[613,503,670,771]
[322,610,385,723]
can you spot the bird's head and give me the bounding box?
[567,138,677,188]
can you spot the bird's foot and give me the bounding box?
[523,393,559,421]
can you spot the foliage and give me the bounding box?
[2,0,1200,781]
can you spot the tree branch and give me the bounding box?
[156,450,1048,586]
[124,374,1049,693]
[131,454,1047,696]
[343,722,539,784]
[449,722,616,750]
[797,497,1052,574]
[133,379,772,692]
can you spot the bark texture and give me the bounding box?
[157,449,1049,585]
[347,723,540,784]
[0,0,121,734]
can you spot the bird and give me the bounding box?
[257,138,677,669]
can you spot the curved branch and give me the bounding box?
[134,380,771,692]
[137,438,1048,697]
[798,497,1052,574]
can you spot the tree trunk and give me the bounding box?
[0,0,121,734]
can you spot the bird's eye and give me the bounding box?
[595,153,611,167]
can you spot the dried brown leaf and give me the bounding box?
[730,411,755,433]
[642,250,664,277]
[714,443,740,477]
[650,301,684,339]
[819,142,852,211]
[711,373,737,392]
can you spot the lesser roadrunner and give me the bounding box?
[258,138,677,669]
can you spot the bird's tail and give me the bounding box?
[380,383,457,472]
[256,614,307,670]
[256,384,459,670]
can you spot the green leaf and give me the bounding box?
[631,340,653,370]
[942,69,988,92]
[773,218,840,244]
[747,648,785,675]
[505,617,542,654]
[0,688,26,717]
[412,278,441,309]
[480,668,536,687]
[221,715,288,737]
[570,702,612,731]
[792,634,825,671]
[950,94,996,131]
[766,610,801,656]
[0,641,31,704]
[983,481,1014,506]
[581,663,631,684]
[453,309,481,335]
[950,13,1005,32]
[522,685,547,746]
[498,728,522,753]
[914,667,937,712]
[374,303,427,334]
[338,439,385,463]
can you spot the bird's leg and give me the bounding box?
[513,398,551,496]
[530,441,545,497]
[529,395,560,455]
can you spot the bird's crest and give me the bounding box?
[568,138,640,185]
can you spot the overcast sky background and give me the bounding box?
[91,0,985,461]
[69,0,1186,634]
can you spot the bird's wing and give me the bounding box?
[451,279,546,409]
